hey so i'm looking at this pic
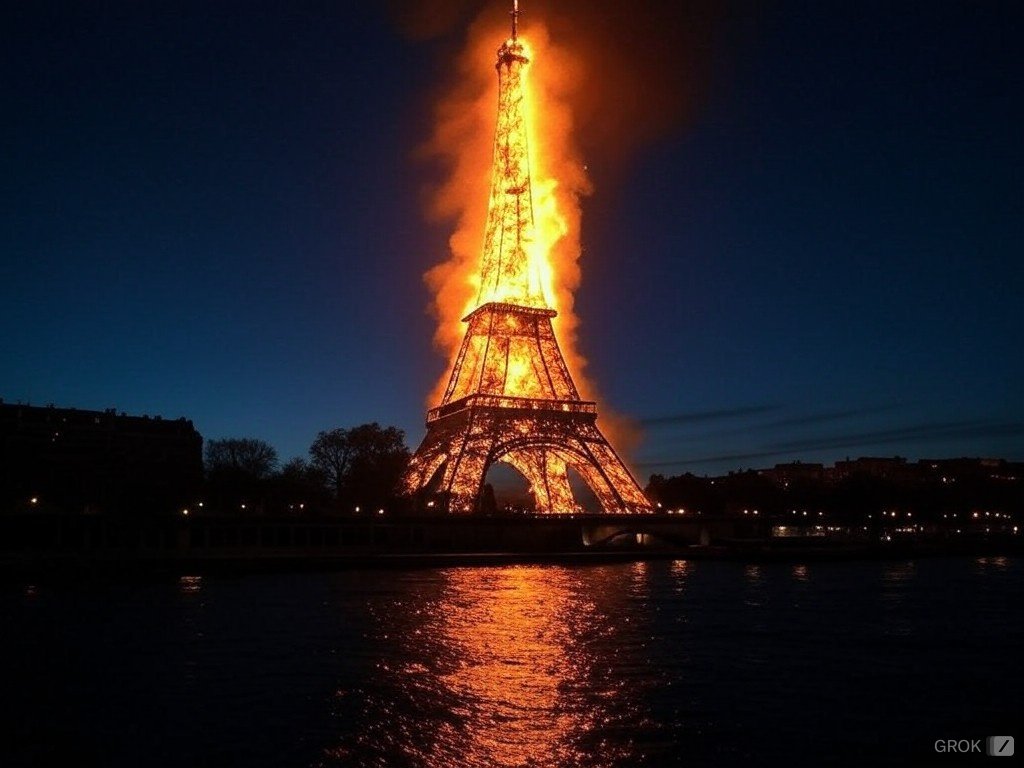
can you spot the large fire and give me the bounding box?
[403,2,651,514]
[423,13,591,406]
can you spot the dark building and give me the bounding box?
[0,401,203,514]
[833,456,913,481]
[759,461,828,486]
[917,457,1022,483]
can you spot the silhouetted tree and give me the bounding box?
[647,472,724,514]
[309,423,410,511]
[270,457,330,513]
[204,437,279,512]
[205,438,278,478]
[279,457,323,486]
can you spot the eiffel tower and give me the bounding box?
[405,1,651,514]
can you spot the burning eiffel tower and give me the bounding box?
[405,1,651,514]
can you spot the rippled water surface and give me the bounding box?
[3,557,1022,766]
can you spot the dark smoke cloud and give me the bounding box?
[389,0,728,174]
[640,404,777,427]
[647,403,906,444]
[756,404,905,432]
[387,0,478,41]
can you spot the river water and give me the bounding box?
[3,557,1021,766]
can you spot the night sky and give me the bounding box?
[3,1,1021,478]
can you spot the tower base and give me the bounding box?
[405,396,651,514]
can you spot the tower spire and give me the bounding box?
[480,0,543,309]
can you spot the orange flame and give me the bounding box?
[422,17,591,404]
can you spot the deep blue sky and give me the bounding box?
[2,1,1021,478]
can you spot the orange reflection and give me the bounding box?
[670,559,692,595]
[320,565,649,767]
[424,566,606,767]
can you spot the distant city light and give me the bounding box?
[181,508,189,516]
[30,497,38,505]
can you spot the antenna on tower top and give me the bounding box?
[511,0,519,40]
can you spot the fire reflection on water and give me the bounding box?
[430,567,598,767]
[327,565,643,767]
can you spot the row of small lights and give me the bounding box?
[26,496,1019,531]
[833,526,1020,538]
[180,503,385,516]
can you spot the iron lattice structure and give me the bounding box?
[405,5,651,514]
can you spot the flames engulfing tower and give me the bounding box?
[405,3,651,514]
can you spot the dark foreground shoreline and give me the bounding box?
[2,512,1020,578]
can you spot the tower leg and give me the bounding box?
[503,448,581,513]
[405,409,650,514]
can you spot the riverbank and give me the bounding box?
[1,512,1020,577]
